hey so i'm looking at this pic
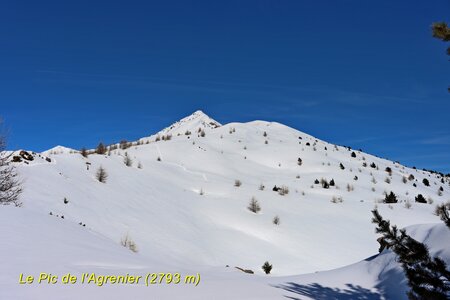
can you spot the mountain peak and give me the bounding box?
[157,109,221,136]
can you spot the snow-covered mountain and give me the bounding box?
[2,110,449,300]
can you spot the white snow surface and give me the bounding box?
[1,110,449,299]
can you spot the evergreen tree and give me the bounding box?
[247,197,261,213]
[384,191,398,203]
[262,261,272,274]
[435,202,450,229]
[96,166,108,183]
[423,178,430,187]
[372,209,450,300]
[415,194,427,204]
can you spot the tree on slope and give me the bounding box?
[435,202,450,229]
[96,166,108,183]
[372,209,450,300]
[0,121,22,206]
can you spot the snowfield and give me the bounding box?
[1,110,449,299]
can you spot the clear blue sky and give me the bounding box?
[1,1,449,172]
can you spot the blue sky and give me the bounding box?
[1,1,449,172]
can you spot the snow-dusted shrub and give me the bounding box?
[385,177,391,184]
[121,233,138,253]
[119,140,131,150]
[272,216,280,225]
[320,178,329,189]
[346,183,354,192]
[234,179,242,187]
[402,176,408,184]
[123,153,133,167]
[331,196,343,203]
[404,200,412,209]
[278,186,289,196]
[435,202,450,229]
[0,136,22,205]
[248,197,261,213]
[259,183,265,191]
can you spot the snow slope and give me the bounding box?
[1,110,449,299]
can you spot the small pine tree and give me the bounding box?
[248,197,261,213]
[340,163,345,170]
[96,166,108,183]
[351,151,356,158]
[423,178,430,186]
[370,162,377,168]
[384,191,398,203]
[262,261,272,274]
[415,194,427,204]
[329,179,335,186]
